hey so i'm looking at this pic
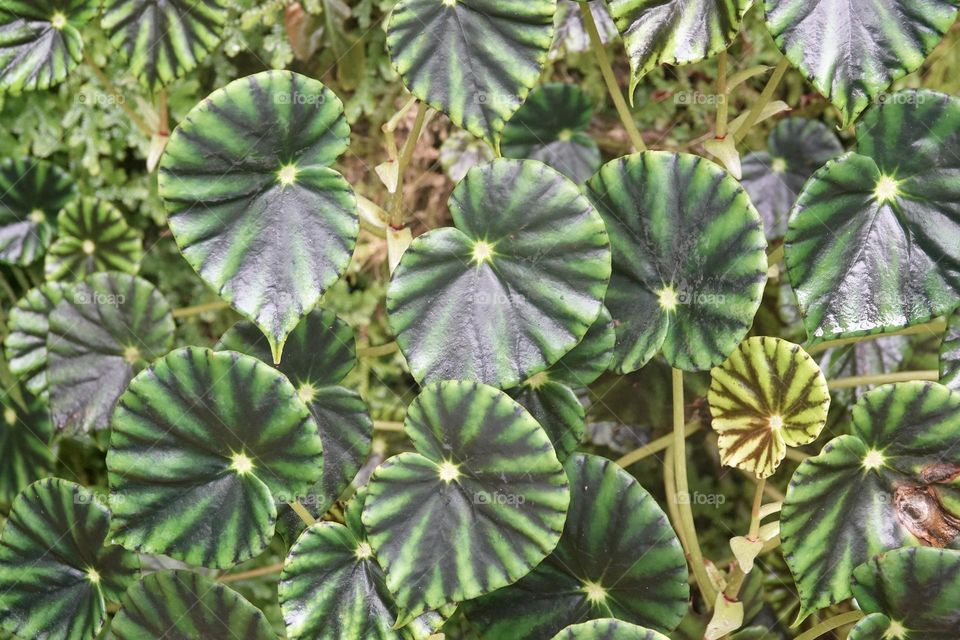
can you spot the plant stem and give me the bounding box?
[83,51,153,137]
[794,611,865,640]
[158,88,169,135]
[671,367,717,607]
[579,1,646,152]
[388,101,429,228]
[289,501,317,526]
[663,444,689,552]
[357,341,399,358]
[827,370,939,390]
[171,300,231,319]
[767,243,784,265]
[733,57,789,143]
[615,419,700,467]
[218,562,284,583]
[806,318,947,355]
[784,448,810,463]
[373,420,405,432]
[723,478,767,602]
[382,96,419,161]
[715,51,729,139]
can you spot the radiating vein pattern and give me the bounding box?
[0,157,74,265]
[45,198,143,281]
[5,282,67,397]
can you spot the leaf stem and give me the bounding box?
[388,101,429,228]
[373,420,405,432]
[663,444,689,551]
[827,370,939,390]
[615,419,700,467]
[733,57,789,144]
[289,501,317,526]
[794,611,865,640]
[805,318,947,355]
[218,562,284,583]
[715,51,729,139]
[82,51,153,137]
[579,1,646,152]
[723,478,766,603]
[171,300,231,319]
[357,341,399,358]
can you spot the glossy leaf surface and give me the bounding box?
[0,157,74,265]
[551,619,670,640]
[938,307,960,391]
[5,282,66,398]
[0,393,53,503]
[510,379,584,462]
[44,198,143,281]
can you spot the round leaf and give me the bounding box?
[0,157,74,265]
[362,380,570,620]
[101,0,229,91]
[780,381,960,622]
[387,0,555,147]
[708,337,830,478]
[389,159,610,389]
[0,394,53,504]
[5,282,67,398]
[510,379,585,462]
[765,0,960,125]
[109,570,274,640]
[159,70,358,363]
[501,83,601,184]
[547,304,615,388]
[464,453,689,639]
[848,613,897,640]
[107,346,324,568]
[45,198,143,281]
[0,479,139,640]
[585,151,767,373]
[785,91,960,342]
[551,619,670,640]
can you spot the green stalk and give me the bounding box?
[388,101,429,228]
[171,300,231,319]
[806,318,947,355]
[794,611,865,640]
[733,58,789,143]
[289,501,317,526]
[357,341,399,358]
[827,370,939,390]
[218,562,284,583]
[615,420,701,467]
[723,478,766,602]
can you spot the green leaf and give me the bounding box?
[780,381,960,622]
[101,0,229,91]
[386,0,556,147]
[388,159,611,389]
[109,570,275,640]
[501,83,601,184]
[739,118,843,239]
[107,346,324,568]
[0,479,139,640]
[553,1,618,55]
[585,151,767,373]
[785,90,960,342]
[847,613,897,640]
[0,393,53,504]
[5,282,67,398]
[464,453,689,639]
[0,157,74,265]
[159,70,358,363]
[45,198,143,281]
[548,304,615,388]
[764,0,960,126]
[608,0,750,96]
[708,337,830,478]
[820,336,908,404]
[510,379,584,462]
[938,308,960,391]
[0,0,97,93]
[851,547,960,639]
[551,619,670,640]
[47,273,173,434]
[362,380,570,620]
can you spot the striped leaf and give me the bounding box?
[765,0,960,126]
[850,548,960,640]
[362,380,570,621]
[0,393,53,504]
[739,118,843,239]
[45,198,143,281]
[159,70,357,363]
[586,151,767,373]
[938,308,960,391]
[511,379,584,462]
[109,570,274,640]
[0,157,74,265]
[708,337,830,478]
[388,159,611,389]
[785,91,960,342]
[107,346,324,568]
[848,613,900,640]
[548,304,615,388]
[4,281,67,398]
[101,0,229,91]
[464,453,689,639]
[780,381,960,622]
[553,1,617,56]
[386,0,556,147]
[819,336,907,405]
[608,0,750,95]
[0,0,97,93]
[0,479,139,640]
[551,619,670,640]
[502,83,601,184]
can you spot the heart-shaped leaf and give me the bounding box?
[551,619,670,640]
[0,479,139,640]
[785,90,960,342]
[585,151,767,373]
[5,282,67,398]
[739,118,843,239]
[464,453,689,639]
[107,346,324,568]
[0,157,74,265]
[0,393,53,503]
[851,547,960,639]
[109,570,275,640]
[159,70,358,363]
[608,0,751,95]
[388,159,611,389]
[764,0,960,125]
[938,308,960,391]
[386,0,555,147]
[708,337,830,478]
[0,0,98,93]
[501,83,601,184]
[101,0,229,91]
[45,198,143,281]
[510,378,585,463]
[780,381,960,622]
[362,380,570,620]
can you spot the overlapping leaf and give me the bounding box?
[45,198,143,281]
[0,394,53,503]
[820,336,908,404]
[5,282,67,398]
[362,381,570,620]
[551,619,670,640]
[159,70,357,363]
[0,157,74,265]
[586,151,767,372]
[785,90,960,342]
[552,1,617,56]
[765,0,960,125]
[548,305,615,388]
[781,381,960,622]
[464,453,689,639]
[107,346,324,568]
[388,159,611,389]
[510,378,584,462]
[938,308,960,391]
[386,0,556,147]
[0,479,139,640]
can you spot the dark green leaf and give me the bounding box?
[45,198,143,281]
[938,307,960,391]
[553,1,617,55]
[847,613,897,640]
[5,282,67,398]
[0,393,53,503]
[510,379,584,462]
[0,157,74,265]
[551,619,670,640]
[548,304,615,388]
